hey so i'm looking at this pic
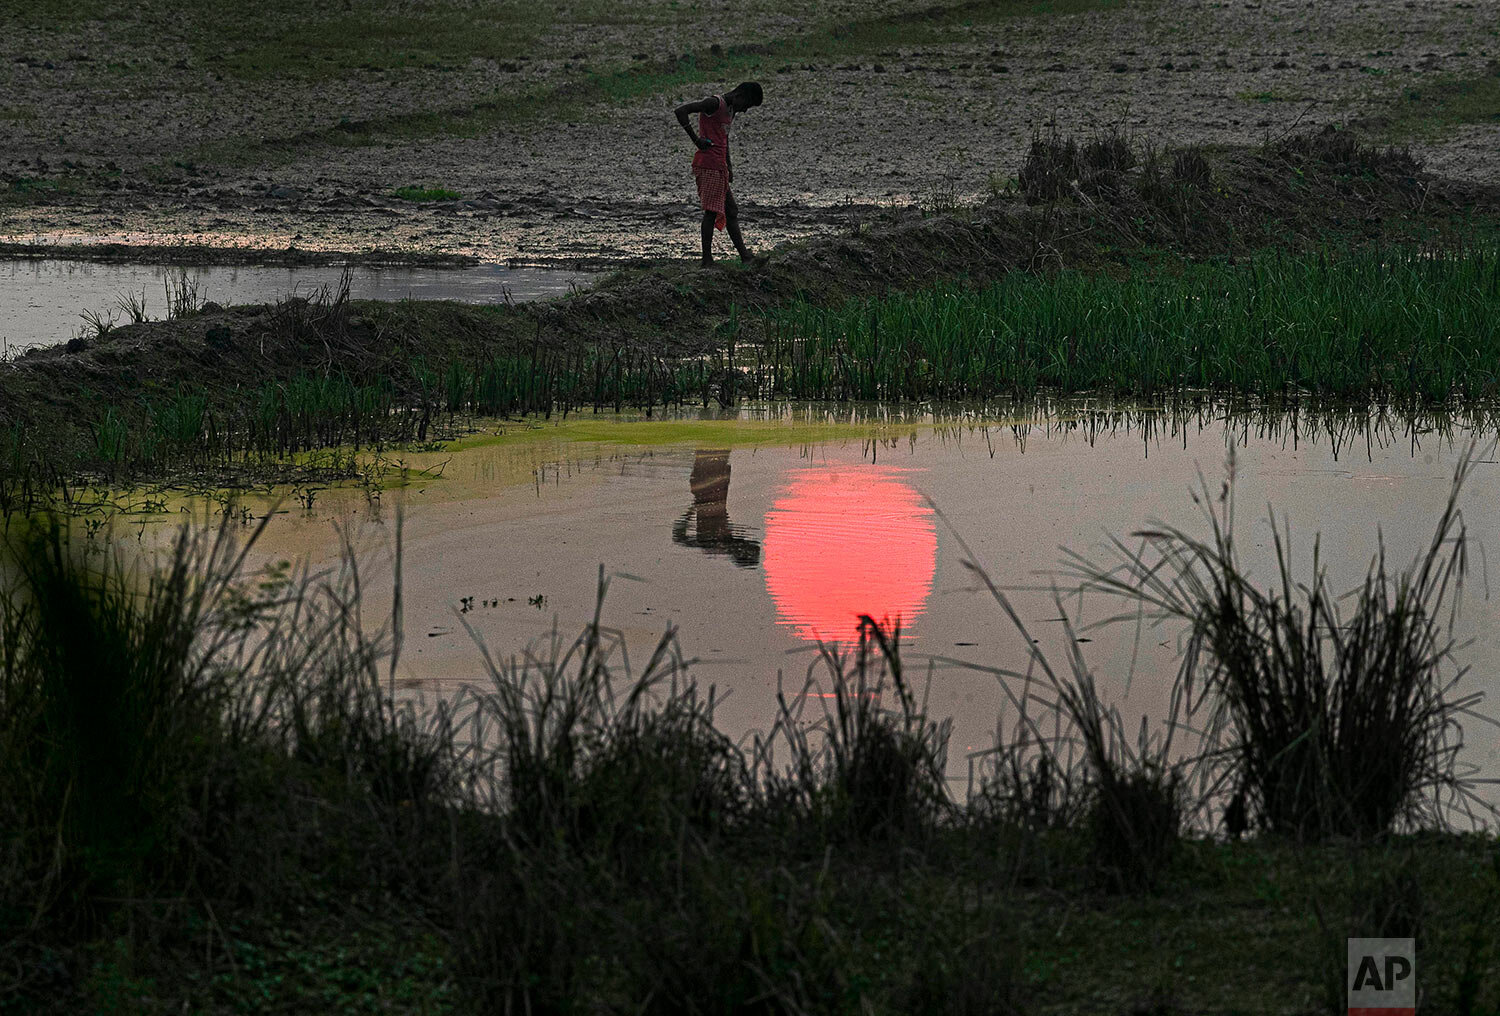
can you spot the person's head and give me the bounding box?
[726,81,763,112]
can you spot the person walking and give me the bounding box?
[674,81,763,266]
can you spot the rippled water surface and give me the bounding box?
[151,403,1500,793]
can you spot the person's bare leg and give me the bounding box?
[725,192,754,261]
[701,210,715,266]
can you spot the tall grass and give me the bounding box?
[1065,450,1494,840]
[2,481,1494,1007]
[457,571,745,853]
[0,515,454,942]
[954,537,1194,891]
[114,288,149,325]
[0,521,1016,1010]
[446,602,1022,1012]
[163,268,203,319]
[756,618,955,845]
[7,245,1500,492]
[764,245,1500,401]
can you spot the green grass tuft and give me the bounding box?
[763,245,1500,402]
[1388,67,1500,139]
[391,184,461,202]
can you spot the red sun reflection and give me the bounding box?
[762,468,937,643]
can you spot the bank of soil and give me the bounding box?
[2,131,1497,476]
[1,0,1497,263]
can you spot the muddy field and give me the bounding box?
[1,0,1496,264]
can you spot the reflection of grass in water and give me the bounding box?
[375,414,942,505]
[445,414,914,452]
[50,397,1491,529]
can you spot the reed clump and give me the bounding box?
[1018,126,1137,201]
[0,517,459,974]
[960,557,1192,892]
[1270,127,1423,183]
[1067,452,1489,841]
[757,618,956,845]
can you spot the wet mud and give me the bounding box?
[2,0,1497,263]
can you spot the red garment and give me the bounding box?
[692,95,733,171]
[695,165,728,230]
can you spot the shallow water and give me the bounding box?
[139,403,1500,803]
[0,259,594,354]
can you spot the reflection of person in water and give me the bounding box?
[672,449,761,567]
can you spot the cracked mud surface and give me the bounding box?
[1,0,1495,264]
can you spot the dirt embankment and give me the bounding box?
[3,130,1498,464]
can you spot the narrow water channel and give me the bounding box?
[0,259,594,354]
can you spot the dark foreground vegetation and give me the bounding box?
[2,128,1500,500]
[2,459,1498,1014]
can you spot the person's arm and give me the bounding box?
[673,95,719,151]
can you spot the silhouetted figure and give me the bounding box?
[672,448,761,567]
[673,82,763,266]
[1224,782,1249,840]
